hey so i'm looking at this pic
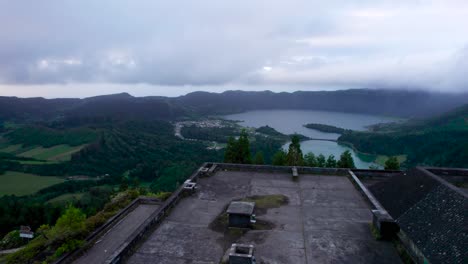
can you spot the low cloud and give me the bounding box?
[0,0,467,95]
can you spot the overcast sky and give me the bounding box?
[0,0,468,98]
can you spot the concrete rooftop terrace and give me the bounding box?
[127,170,402,264]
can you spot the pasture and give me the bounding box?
[16,144,86,161]
[0,171,65,196]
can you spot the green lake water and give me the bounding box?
[223,110,401,169]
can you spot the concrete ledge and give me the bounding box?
[54,197,149,264]
[213,162,350,176]
[351,169,402,179]
[102,162,210,264]
[348,170,399,240]
[372,210,400,239]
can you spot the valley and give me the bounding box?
[0,90,466,263]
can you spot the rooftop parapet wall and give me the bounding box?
[425,167,468,186]
[351,169,402,179]
[54,197,159,264]
[103,162,211,264]
[213,162,349,176]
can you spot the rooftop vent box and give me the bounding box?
[229,244,256,264]
[227,201,256,228]
[292,166,299,180]
[183,180,197,193]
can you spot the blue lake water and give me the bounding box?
[223,110,401,169]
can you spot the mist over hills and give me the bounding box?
[1,89,467,122]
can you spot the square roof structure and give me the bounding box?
[227,201,255,215]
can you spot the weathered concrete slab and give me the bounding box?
[73,204,160,264]
[249,185,301,206]
[305,235,402,264]
[301,188,367,208]
[239,230,307,264]
[127,171,401,264]
[130,222,224,263]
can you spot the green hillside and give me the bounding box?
[339,104,468,168]
[0,171,65,196]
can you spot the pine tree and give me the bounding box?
[304,152,317,167]
[224,136,237,163]
[337,150,356,168]
[325,155,337,168]
[316,154,326,167]
[254,152,265,165]
[272,150,287,165]
[286,135,304,166]
[237,129,252,164]
[384,156,400,170]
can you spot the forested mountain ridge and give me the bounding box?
[339,104,468,168]
[1,89,467,123]
[0,93,188,123]
[175,89,468,118]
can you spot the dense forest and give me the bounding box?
[0,120,223,239]
[303,123,347,134]
[2,121,222,184]
[339,104,468,168]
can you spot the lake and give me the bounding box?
[223,110,401,169]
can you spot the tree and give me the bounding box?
[224,136,237,163]
[325,155,337,168]
[316,154,326,167]
[304,153,317,167]
[237,130,252,164]
[385,156,400,170]
[55,206,86,233]
[286,135,304,166]
[224,131,253,164]
[253,152,265,165]
[337,150,356,168]
[272,150,287,166]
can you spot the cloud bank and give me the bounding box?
[0,0,467,96]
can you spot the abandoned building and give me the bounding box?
[61,163,467,264]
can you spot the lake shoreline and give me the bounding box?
[223,109,400,169]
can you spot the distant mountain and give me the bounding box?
[1,89,467,123]
[0,93,187,123]
[176,89,468,117]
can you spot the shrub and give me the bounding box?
[0,230,26,250]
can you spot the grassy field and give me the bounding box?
[0,144,23,153]
[47,193,85,204]
[0,171,65,196]
[17,144,86,161]
[375,155,407,167]
[17,160,61,165]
